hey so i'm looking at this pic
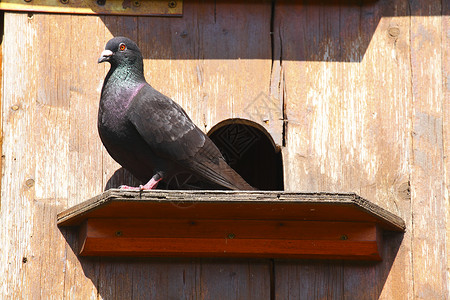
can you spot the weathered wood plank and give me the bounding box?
[443,0,450,286]
[198,259,271,300]
[128,259,202,300]
[0,12,38,298]
[339,1,414,298]
[274,1,346,298]
[96,258,271,300]
[410,0,449,297]
[277,1,343,192]
[274,260,344,299]
[0,0,183,16]
[26,13,72,299]
[64,14,105,299]
[274,0,415,298]
[68,15,105,204]
[0,12,3,197]
[0,1,448,299]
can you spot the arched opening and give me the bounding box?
[208,119,284,191]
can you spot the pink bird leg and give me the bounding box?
[119,177,162,190]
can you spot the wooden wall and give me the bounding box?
[0,0,448,298]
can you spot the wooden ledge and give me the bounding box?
[57,190,405,260]
[0,0,182,16]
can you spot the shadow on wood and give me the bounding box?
[274,231,404,298]
[59,226,273,298]
[98,0,442,62]
[104,167,142,190]
[58,225,402,298]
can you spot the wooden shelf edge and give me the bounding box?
[57,190,404,260]
[57,190,406,232]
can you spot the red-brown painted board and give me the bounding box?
[79,218,381,260]
[85,218,377,241]
[80,237,381,260]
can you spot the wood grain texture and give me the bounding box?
[443,0,450,287]
[340,2,414,299]
[1,12,39,298]
[0,8,273,299]
[274,2,347,296]
[409,0,449,297]
[64,14,105,299]
[0,12,3,204]
[0,0,182,16]
[1,0,449,298]
[95,257,271,300]
[272,0,446,298]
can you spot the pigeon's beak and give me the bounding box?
[98,50,113,63]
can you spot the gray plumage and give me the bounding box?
[98,36,254,190]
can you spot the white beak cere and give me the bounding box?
[98,49,114,63]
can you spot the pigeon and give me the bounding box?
[97,36,255,190]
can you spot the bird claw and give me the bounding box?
[118,178,160,191]
[119,185,140,190]
[139,178,162,190]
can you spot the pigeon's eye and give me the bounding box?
[119,43,126,51]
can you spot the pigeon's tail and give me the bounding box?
[213,159,257,191]
[189,156,256,191]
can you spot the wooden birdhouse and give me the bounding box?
[0,0,448,298]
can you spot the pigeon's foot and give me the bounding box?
[118,177,162,191]
[118,185,140,190]
[139,177,162,190]
[119,178,162,191]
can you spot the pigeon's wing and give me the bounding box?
[128,85,254,190]
[128,85,205,161]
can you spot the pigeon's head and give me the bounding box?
[98,37,143,68]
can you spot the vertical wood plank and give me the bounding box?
[27,13,71,298]
[0,12,3,197]
[64,14,106,299]
[340,1,414,298]
[129,259,201,299]
[68,15,105,204]
[443,0,450,287]
[274,0,414,298]
[277,1,343,192]
[0,12,37,298]
[274,2,345,298]
[95,258,271,299]
[199,260,271,300]
[274,261,344,299]
[0,2,447,300]
[409,0,449,297]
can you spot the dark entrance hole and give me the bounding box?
[208,119,284,191]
